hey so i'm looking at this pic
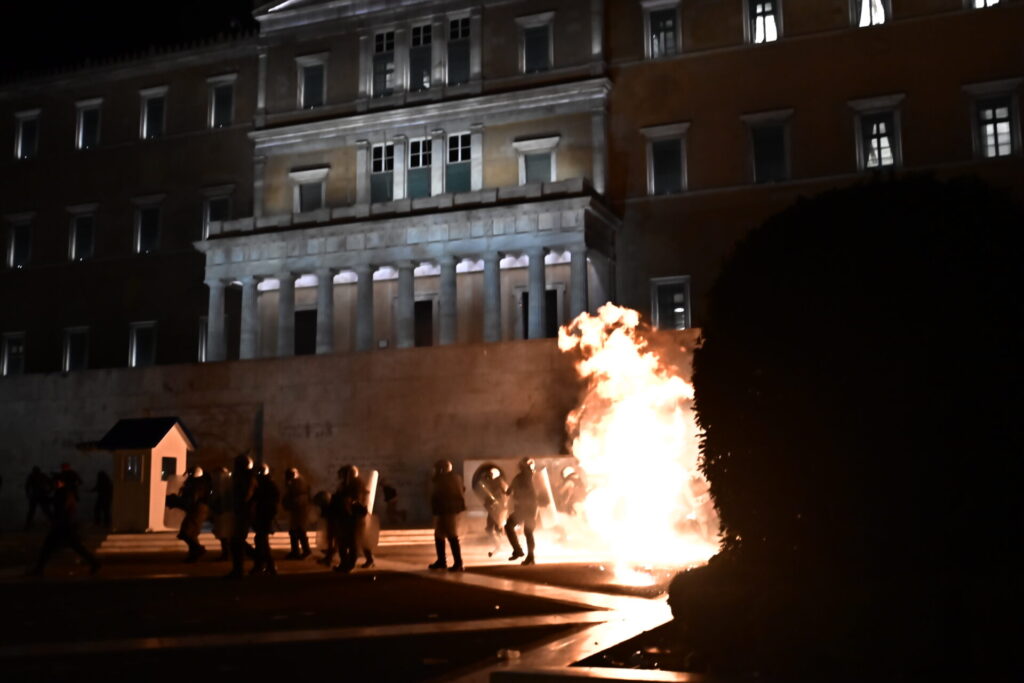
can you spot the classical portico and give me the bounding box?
[196,183,617,359]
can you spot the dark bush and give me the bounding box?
[674,176,1024,678]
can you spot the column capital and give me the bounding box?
[315,266,338,278]
[482,251,503,263]
[204,277,229,288]
[569,244,589,256]
[392,133,408,143]
[276,271,299,283]
[526,245,548,258]
[430,128,446,137]
[394,260,416,270]
[355,139,370,150]
[470,122,484,133]
[354,263,377,276]
[438,254,460,267]
[239,274,263,285]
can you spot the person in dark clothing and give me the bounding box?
[251,463,280,575]
[475,467,508,535]
[282,467,311,559]
[57,462,83,496]
[91,470,114,527]
[315,490,337,567]
[429,459,466,572]
[333,465,369,573]
[380,478,407,526]
[209,466,233,560]
[28,475,100,576]
[24,466,52,529]
[505,457,540,566]
[177,467,211,562]
[225,454,257,579]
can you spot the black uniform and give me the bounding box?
[251,472,280,575]
[505,470,539,564]
[29,479,99,576]
[282,472,311,558]
[226,458,257,579]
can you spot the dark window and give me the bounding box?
[651,138,683,195]
[654,279,691,330]
[212,83,233,127]
[521,289,560,339]
[978,97,1013,158]
[373,32,395,97]
[131,324,156,367]
[371,144,394,203]
[523,25,550,73]
[10,223,30,268]
[79,108,100,149]
[414,300,433,347]
[18,117,38,159]
[408,139,432,199]
[410,25,432,91]
[205,196,230,238]
[71,215,94,261]
[160,457,175,481]
[144,96,164,138]
[137,206,159,253]
[302,64,325,108]
[299,182,323,212]
[524,153,552,184]
[448,18,470,85]
[65,329,88,371]
[446,133,471,193]
[2,335,25,375]
[649,9,678,58]
[126,454,142,482]
[861,112,895,168]
[294,310,317,356]
[752,124,788,182]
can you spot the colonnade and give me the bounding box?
[203,245,591,362]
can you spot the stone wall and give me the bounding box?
[0,339,580,529]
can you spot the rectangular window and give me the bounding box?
[647,7,679,58]
[161,457,177,481]
[63,328,88,372]
[203,195,231,239]
[15,113,38,159]
[650,138,684,195]
[978,97,1014,158]
[300,62,325,109]
[861,111,896,168]
[141,94,165,139]
[210,82,234,128]
[410,24,432,92]
[371,143,395,203]
[972,0,998,7]
[298,182,324,212]
[70,214,95,261]
[373,31,396,98]
[855,0,889,27]
[752,124,788,182]
[135,206,160,254]
[750,2,779,43]
[129,322,157,368]
[651,277,692,330]
[446,132,471,193]
[7,222,30,268]
[522,25,551,73]
[124,454,142,482]
[448,18,471,85]
[408,138,432,199]
[2,333,25,376]
[524,153,552,184]
[76,103,101,150]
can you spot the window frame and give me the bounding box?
[968,0,999,8]
[446,14,472,86]
[372,30,397,98]
[14,109,40,160]
[139,86,168,140]
[851,0,890,28]
[744,0,782,44]
[289,167,329,214]
[67,205,97,262]
[848,94,905,171]
[740,108,794,184]
[650,276,692,330]
[6,214,32,269]
[62,326,89,373]
[407,137,433,199]
[408,23,433,92]
[202,186,234,240]
[512,136,560,185]
[641,122,690,196]
[642,0,681,60]
[128,321,158,368]
[516,11,555,75]
[296,54,328,110]
[1,332,26,376]
[75,98,102,150]
[370,142,396,203]
[207,74,236,129]
[964,78,1022,160]
[132,197,163,255]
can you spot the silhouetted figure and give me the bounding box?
[225,454,257,579]
[57,462,83,496]
[283,467,311,559]
[429,459,466,572]
[209,466,233,560]
[475,467,508,535]
[380,478,407,526]
[177,467,211,562]
[24,466,52,529]
[91,470,114,527]
[314,490,337,567]
[557,466,586,517]
[28,475,99,576]
[332,465,369,573]
[251,463,280,575]
[505,457,540,566]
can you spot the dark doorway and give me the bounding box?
[521,289,559,338]
[414,300,434,347]
[295,309,317,355]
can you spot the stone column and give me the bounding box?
[315,267,335,355]
[239,275,261,360]
[355,140,370,204]
[527,247,547,340]
[355,263,375,352]
[591,108,607,194]
[256,49,268,125]
[392,135,408,200]
[470,124,484,191]
[395,261,416,349]
[430,129,445,195]
[277,272,296,357]
[253,155,266,219]
[483,252,502,343]
[569,246,589,320]
[439,256,458,346]
[205,278,227,362]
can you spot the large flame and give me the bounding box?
[558,304,719,567]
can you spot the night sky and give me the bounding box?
[0,1,258,82]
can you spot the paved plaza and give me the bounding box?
[0,529,681,682]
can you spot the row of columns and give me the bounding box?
[204,246,590,362]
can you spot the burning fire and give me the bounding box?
[557,304,719,568]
